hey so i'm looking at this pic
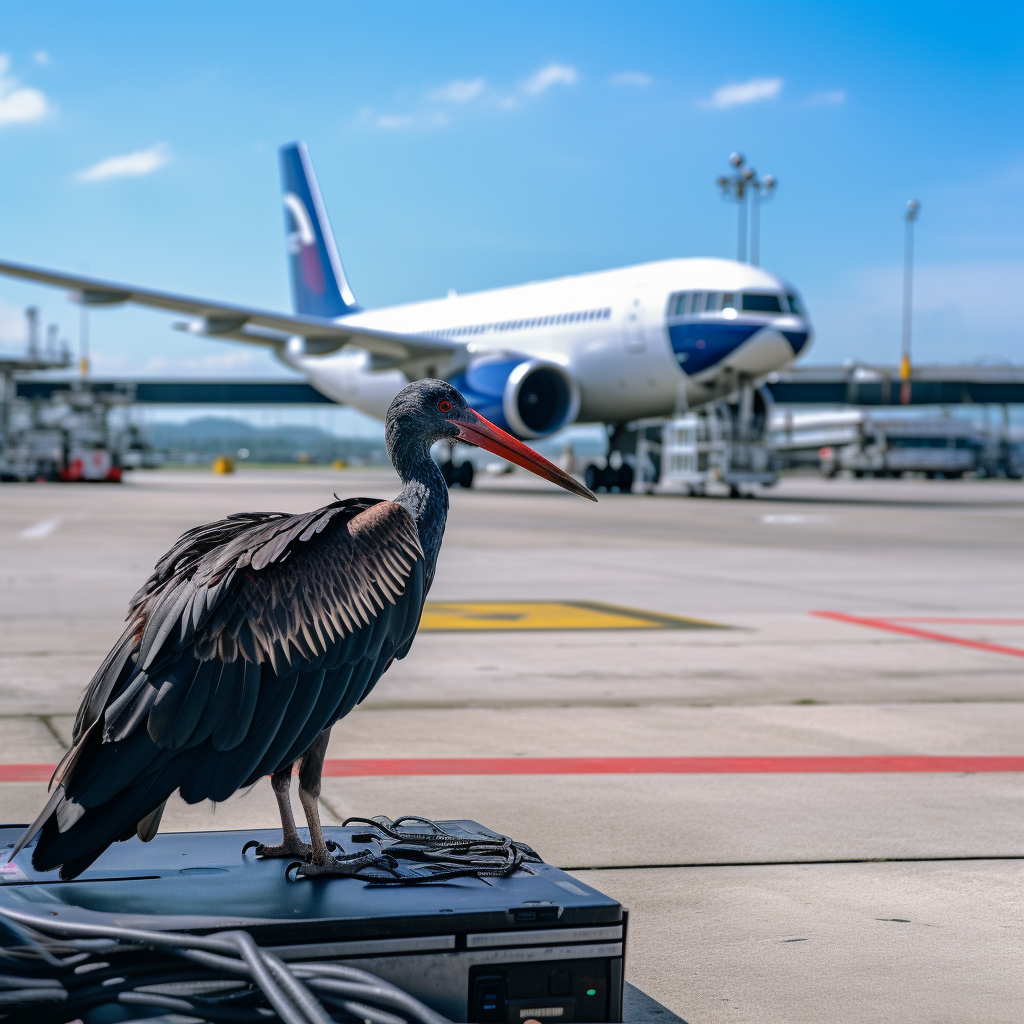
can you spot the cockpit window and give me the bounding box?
[670,291,768,317]
[742,293,783,313]
[786,292,803,315]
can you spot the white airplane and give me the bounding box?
[0,142,812,488]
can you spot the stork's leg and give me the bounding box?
[250,765,312,859]
[296,729,334,867]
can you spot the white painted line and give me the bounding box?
[759,514,827,524]
[19,518,61,539]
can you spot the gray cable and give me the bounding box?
[118,990,198,1012]
[0,905,453,1024]
[302,977,451,1024]
[259,948,334,1024]
[291,964,450,1024]
[0,987,68,1004]
[324,999,407,1024]
[226,930,321,1024]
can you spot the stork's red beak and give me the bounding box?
[452,410,597,501]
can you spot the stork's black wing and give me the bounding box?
[20,497,425,879]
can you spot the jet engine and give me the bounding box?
[447,355,580,439]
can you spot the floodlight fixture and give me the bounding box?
[716,153,777,264]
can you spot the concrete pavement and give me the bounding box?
[1,467,1022,1021]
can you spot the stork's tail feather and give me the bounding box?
[31,758,192,879]
[136,799,167,842]
[8,785,65,864]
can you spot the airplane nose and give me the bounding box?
[781,325,811,356]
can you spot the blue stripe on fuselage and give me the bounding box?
[668,323,761,374]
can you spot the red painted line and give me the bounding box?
[319,756,1024,775]
[812,610,1024,659]
[4,756,1022,783]
[0,765,54,782]
[888,617,1024,626]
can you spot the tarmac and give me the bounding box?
[1,466,1022,1023]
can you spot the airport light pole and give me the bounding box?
[79,305,90,379]
[749,173,776,267]
[900,199,920,405]
[717,153,776,264]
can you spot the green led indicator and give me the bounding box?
[587,989,597,996]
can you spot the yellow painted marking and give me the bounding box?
[419,601,727,631]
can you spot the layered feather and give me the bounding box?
[23,497,426,878]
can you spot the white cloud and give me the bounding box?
[0,53,50,126]
[522,64,578,96]
[32,51,50,65]
[75,142,171,182]
[706,76,782,109]
[430,77,485,103]
[375,113,415,131]
[805,89,847,106]
[374,111,448,131]
[610,71,651,87]
[356,64,576,133]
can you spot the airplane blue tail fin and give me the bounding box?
[279,142,358,318]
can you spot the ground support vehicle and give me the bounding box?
[818,417,990,479]
[629,383,779,497]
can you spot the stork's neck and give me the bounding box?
[393,444,448,594]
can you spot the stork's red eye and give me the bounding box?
[438,400,453,413]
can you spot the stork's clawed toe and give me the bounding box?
[243,837,312,860]
[294,847,379,878]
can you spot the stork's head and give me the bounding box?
[386,379,596,500]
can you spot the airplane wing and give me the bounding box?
[0,259,458,368]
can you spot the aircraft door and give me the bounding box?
[625,289,647,353]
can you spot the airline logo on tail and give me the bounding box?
[282,191,326,296]
[279,142,358,318]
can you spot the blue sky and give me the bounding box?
[1,0,1022,382]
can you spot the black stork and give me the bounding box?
[12,380,595,880]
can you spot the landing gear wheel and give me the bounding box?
[458,460,474,488]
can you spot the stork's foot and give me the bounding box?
[243,836,312,860]
[293,848,379,879]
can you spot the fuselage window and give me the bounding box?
[722,293,737,311]
[428,308,616,336]
[705,293,719,312]
[742,293,783,313]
